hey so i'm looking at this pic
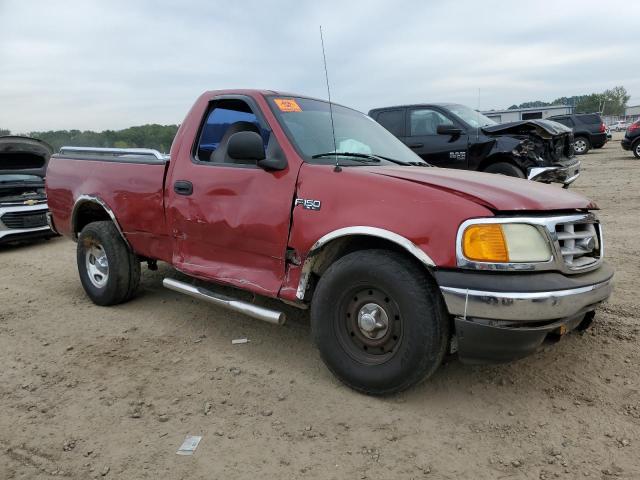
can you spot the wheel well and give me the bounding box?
[477,154,523,173]
[302,235,433,300]
[73,202,112,237]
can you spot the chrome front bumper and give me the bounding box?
[440,276,613,322]
[528,160,581,186]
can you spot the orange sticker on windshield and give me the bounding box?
[274,98,302,112]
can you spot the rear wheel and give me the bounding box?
[483,162,525,178]
[310,250,449,395]
[77,221,140,306]
[633,140,640,159]
[573,137,590,155]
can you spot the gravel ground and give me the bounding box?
[1,135,638,479]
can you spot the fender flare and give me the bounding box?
[71,194,130,248]
[295,226,436,300]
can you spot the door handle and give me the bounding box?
[408,143,423,149]
[174,180,193,196]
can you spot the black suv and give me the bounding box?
[369,103,580,186]
[547,113,607,155]
[621,120,640,158]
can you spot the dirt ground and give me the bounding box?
[1,135,638,480]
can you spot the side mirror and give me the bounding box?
[437,125,463,136]
[227,131,266,162]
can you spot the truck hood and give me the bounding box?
[0,136,53,178]
[482,119,572,138]
[370,166,595,212]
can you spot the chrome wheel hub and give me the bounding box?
[357,303,389,340]
[574,139,586,153]
[86,244,109,288]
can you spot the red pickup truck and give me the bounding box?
[46,90,613,394]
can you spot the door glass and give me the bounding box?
[196,99,268,162]
[410,109,453,136]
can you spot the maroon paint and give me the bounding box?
[46,89,597,302]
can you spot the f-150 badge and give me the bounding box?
[295,198,321,210]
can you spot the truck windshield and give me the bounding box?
[267,96,426,166]
[447,104,497,128]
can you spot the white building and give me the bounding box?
[625,105,640,116]
[481,105,574,123]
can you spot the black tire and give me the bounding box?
[573,136,590,155]
[483,162,525,178]
[633,140,640,159]
[310,249,450,395]
[77,221,140,306]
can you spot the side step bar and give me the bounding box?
[163,278,286,326]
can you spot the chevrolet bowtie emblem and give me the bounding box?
[24,199,37,206]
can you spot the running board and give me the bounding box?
[163,278,286,326]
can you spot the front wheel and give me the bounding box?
[483,161,525,178]
[310,250,450,395]
[77,221,140,306]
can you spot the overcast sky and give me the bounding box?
[1,0,638,132]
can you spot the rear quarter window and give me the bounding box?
[576,114,601,125]
[551,117,574,127]
[373,109,405,137]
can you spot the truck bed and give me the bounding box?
[46,147,172,262]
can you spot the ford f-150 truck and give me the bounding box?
[46,90,613,395]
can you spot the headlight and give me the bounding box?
[462,223,551,263]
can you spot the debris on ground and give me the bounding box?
[176,435,202,455]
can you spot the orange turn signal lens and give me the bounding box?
[462,224,509,262]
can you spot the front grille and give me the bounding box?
[1,210,49,229]
[554,219,601,269]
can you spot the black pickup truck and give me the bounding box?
[369,103,580,186]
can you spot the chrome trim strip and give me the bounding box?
[527,166,557,181]
[527,161,581,185]
[440,277,613,321]
[71,195,130,248]
[455,213,602,274]
[295,226,435,300]
[163,278,286,325]
[563,172,580,185]
[59,146,168,160]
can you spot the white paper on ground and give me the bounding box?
[176,435,202,455]
[231,338,249,344]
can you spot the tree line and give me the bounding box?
[508,86,630,115]
[0,124,179,153]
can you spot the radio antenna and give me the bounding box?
[319,25,340,172]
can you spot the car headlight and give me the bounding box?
[462,223,551,263]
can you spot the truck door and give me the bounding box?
[165,96,298,297]
[405,108,469,168]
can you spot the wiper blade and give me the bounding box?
[371,154,430,167]
[311,152,381,163]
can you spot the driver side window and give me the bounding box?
[410,109,453,136]
[196,99,268,163]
